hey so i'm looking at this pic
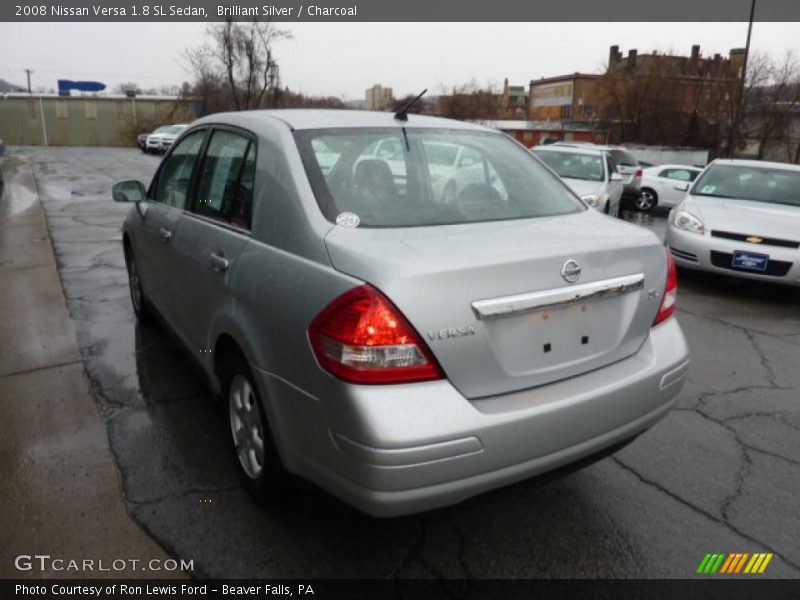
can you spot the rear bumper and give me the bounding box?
[666,223,800,286]
[255,317,689,517]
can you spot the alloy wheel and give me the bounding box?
[636,190,656,211]
[229,374,265,480]
[126,253,143,314]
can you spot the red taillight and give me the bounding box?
[653,251,678,326]
[308,285,444,384]
[635,168,643,179]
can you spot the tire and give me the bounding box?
[224,359,287,503]
[636,188,658,212]
[124,245,154,324]
[441,181,457,203]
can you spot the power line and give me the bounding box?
[1,65,188,85]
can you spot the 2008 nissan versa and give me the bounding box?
[112,109,689,517]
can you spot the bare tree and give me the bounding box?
[114,81,142,95]
[747,51,800,160]
[596,53,684,144]
[392,93,434,115]
[436,81,501,120]
[185,18,290,112]
[714,51,772,157]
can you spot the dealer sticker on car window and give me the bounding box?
[701,185,716,194]
[336,212,360,228]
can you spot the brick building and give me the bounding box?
[605,44,745,116]
[500,79,529,119]
[528,73,601,121]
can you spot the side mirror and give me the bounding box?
[610,172,623,182]
[674,182,690,193]
[112,180,146,203]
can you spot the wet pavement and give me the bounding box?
[0,149,176,578]
[11,146,800,578]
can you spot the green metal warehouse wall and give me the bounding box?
[0,96,197,146]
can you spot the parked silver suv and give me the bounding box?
[112,110,689,517]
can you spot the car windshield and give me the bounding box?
[296,128,583,228]
[691,164,800,207]
[153,126,172,133]
[163,125,185,135]
[532,150,604,182]
[609,149,639,167]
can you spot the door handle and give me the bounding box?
[210,252,229,272]
[159,227,172,243]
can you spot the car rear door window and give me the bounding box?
[230,144,256,230]
[662,168,698,182]
[153,130,205,209]
[193,130,255,229]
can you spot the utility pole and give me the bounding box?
[730,0,756,157]
[24,69,33,94]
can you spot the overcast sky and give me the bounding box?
[1,22,797,99]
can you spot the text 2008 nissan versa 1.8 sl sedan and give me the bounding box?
[112,110,689,517]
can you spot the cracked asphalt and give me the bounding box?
[14,146,800,578]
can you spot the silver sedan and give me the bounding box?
[112,110,689,517]
[666,159,800,286]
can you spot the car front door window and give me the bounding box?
[153,130,205,209]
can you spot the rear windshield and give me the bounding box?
[609,149,639,167]
[295,128,583,227]
[532,149,605,182]
[691,164,800,207]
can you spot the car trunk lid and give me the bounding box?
[324,210,667,399]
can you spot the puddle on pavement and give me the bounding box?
[0,155,38,218]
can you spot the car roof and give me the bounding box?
[591,145,633,153]
[193,109,497,134]
[532,145,606,157]
[709,158,800,172]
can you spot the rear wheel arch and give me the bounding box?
[214,332,289,500]
[122,232,132,254]
[642,186,658,199]
[212,331,268,404]
[213,333,250,390]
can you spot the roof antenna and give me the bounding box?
[394,89,427,121]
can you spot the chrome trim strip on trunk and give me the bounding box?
[471,273,645,320]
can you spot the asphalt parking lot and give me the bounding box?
[8,146,800,579]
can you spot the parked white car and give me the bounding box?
[665,159,800,286]
[532,145,625,216]
[637,164,704,211]
[423,141,494,202]
[145,124,188,154]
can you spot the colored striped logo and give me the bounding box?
[696,552,773,574]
